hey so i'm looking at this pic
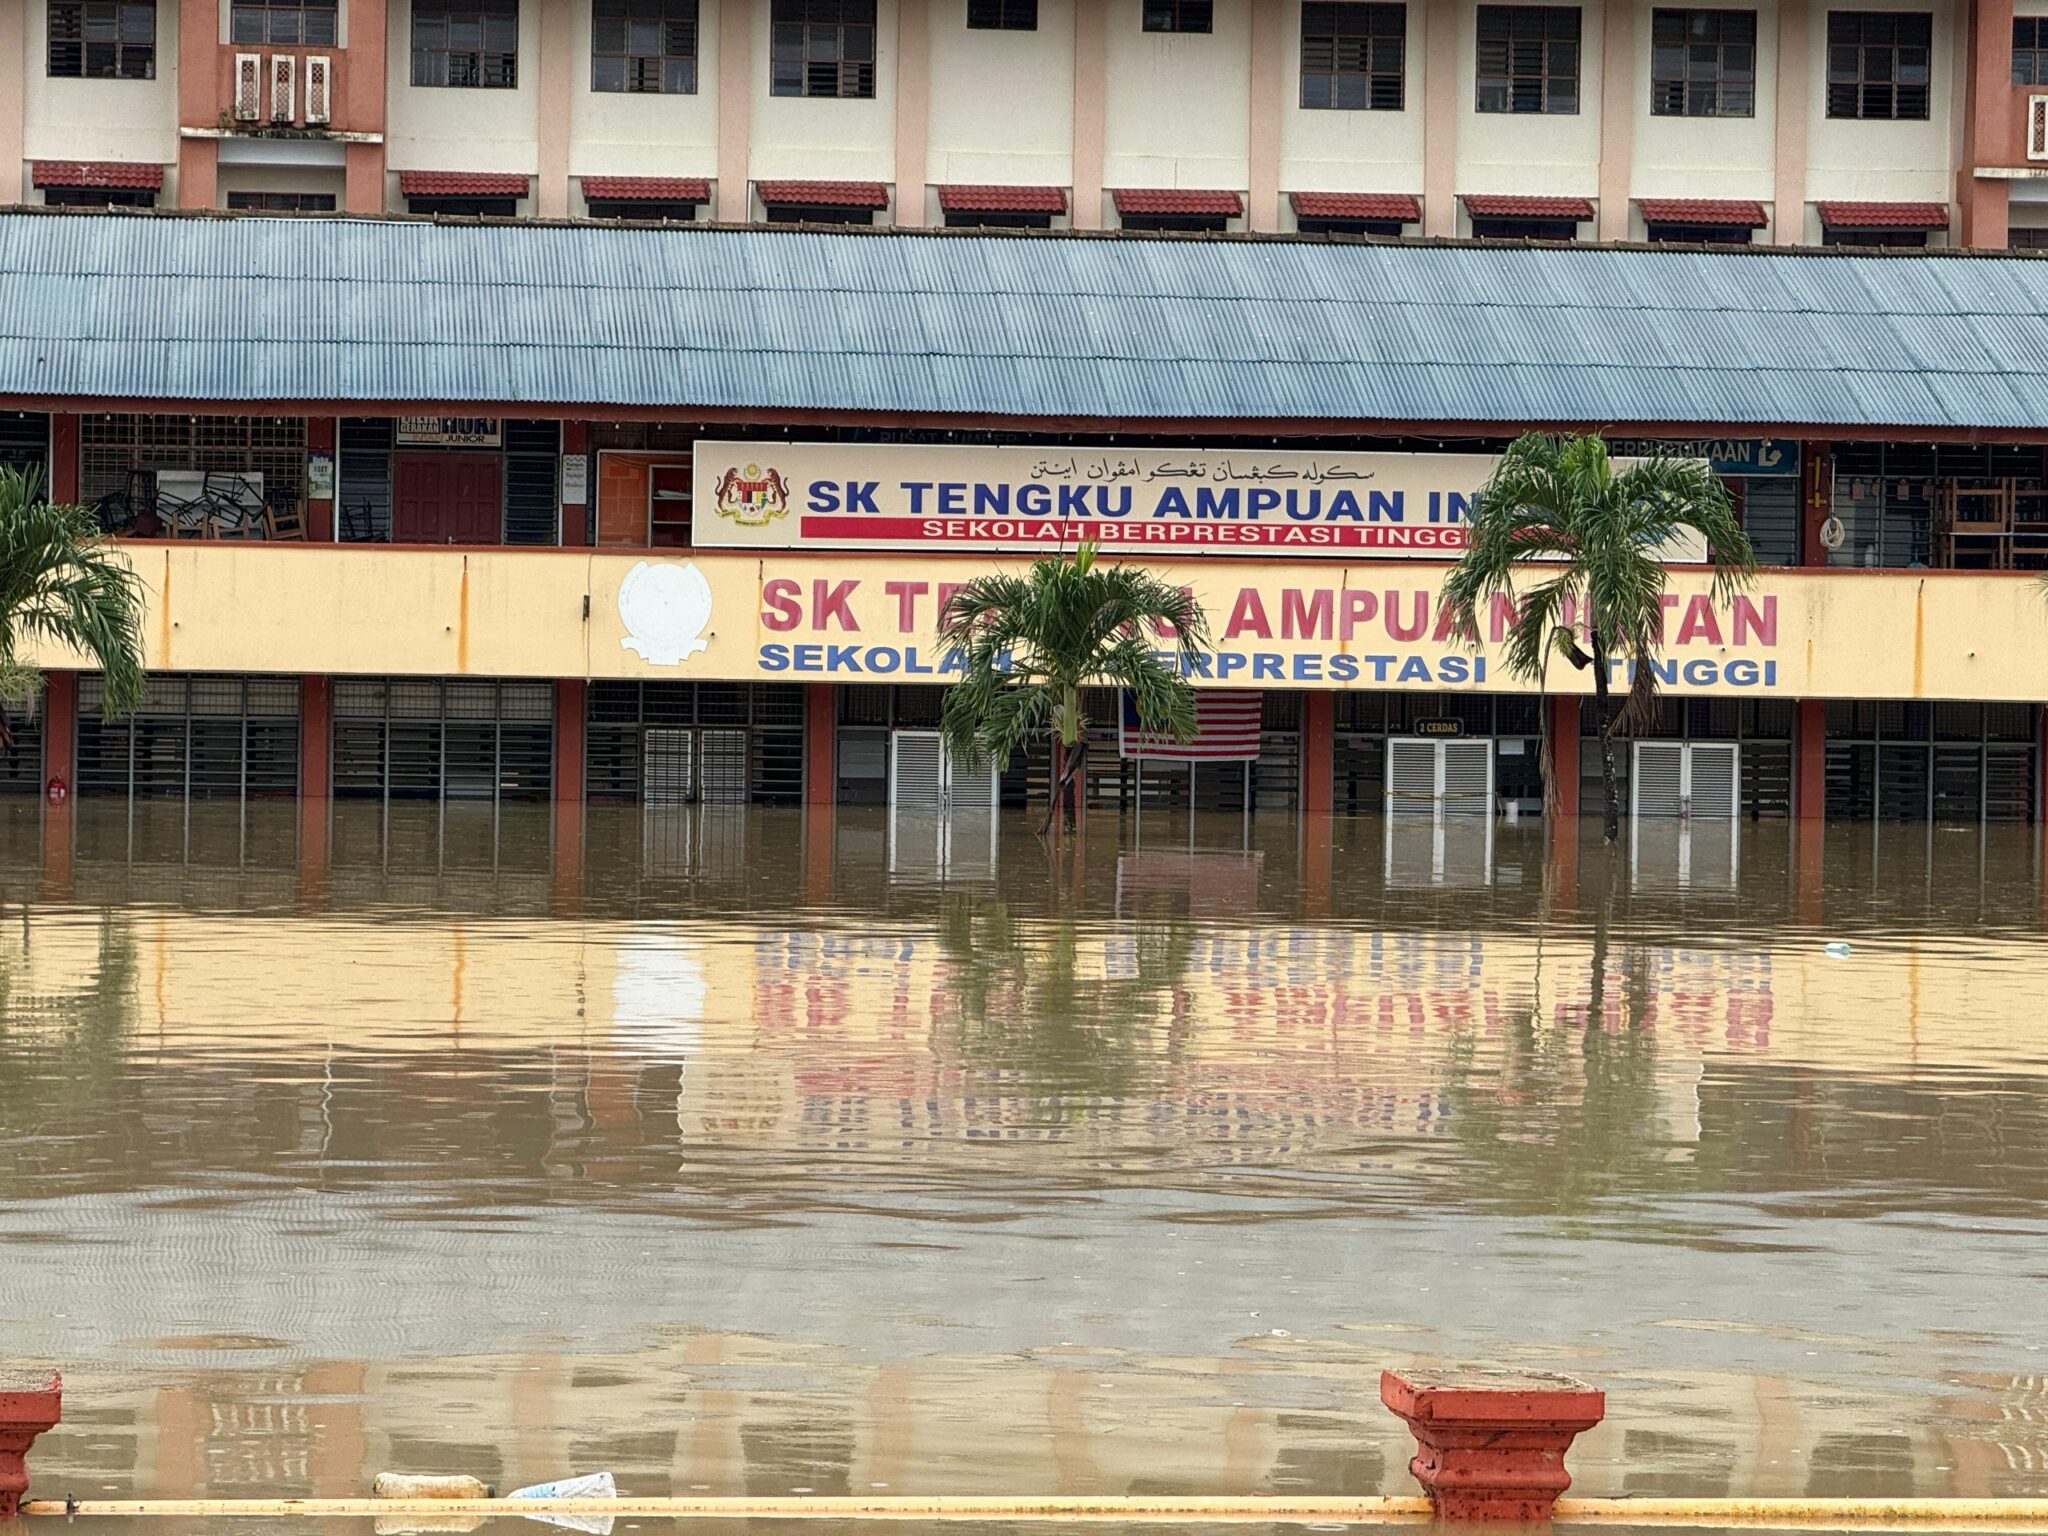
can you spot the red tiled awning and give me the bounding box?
[938,184,1069,214]
[756,180,890,209]
[1289,191,1422,223]
[1113,188,1244,216]
[1817,200,1949,230]
[1461,194,1595,220]
[1636,198,1769,228]
[399,171,529,197]
[581,176,710,203]
[32,160,162,190]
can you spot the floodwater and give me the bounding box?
[2,798,2046,1512]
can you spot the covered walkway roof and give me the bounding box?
[4,209,2048,435]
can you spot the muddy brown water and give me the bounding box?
[2,799,2046,1509]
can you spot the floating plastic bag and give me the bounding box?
[508,1471,618,1536]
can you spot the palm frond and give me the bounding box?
[0,466,147,715]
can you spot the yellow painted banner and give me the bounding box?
[26,544,2048,703]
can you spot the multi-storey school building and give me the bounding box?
[10,0,2048,244]
[6,0,2048,855]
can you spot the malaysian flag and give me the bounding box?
[1118,690,1264,761]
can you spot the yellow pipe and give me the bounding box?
[20,1495,2048,1527]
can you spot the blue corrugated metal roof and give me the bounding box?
[7,210,2048,429]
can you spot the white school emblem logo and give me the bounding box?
[619,560,713,665]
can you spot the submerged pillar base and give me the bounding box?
[1380,1367,1603,1522]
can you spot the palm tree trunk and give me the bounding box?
[1592,637,1620,845]
[1070,736,1088,836]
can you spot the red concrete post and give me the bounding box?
[1546,696,1581,818]
[1380,1368,1604,1522]
[1299,690,1333,815]
[561,422,592,548]
[42,671,77,796]
[1795,698,1825,820]
[552,679,587,803]
[804,684,837,806]
[0,1370,62,1517]
[305,418,336,541]
[48,415,79,504]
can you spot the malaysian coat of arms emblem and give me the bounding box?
[713,464,792,527]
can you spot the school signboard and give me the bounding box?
[691,442,1709,561]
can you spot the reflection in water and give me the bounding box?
[2,800,2048,1505]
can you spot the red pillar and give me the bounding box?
[1299,690,1333,815]
[41,672,77,902]
[306,418,336,541]
[552,680,587,914]
[0,1370,62,1518]
[298,676,332,908]
[1795,698,1825,820]
[1960,0,2015,248]
[552,679,586,803]
[48,415,79,504]
[805,684,837,805]
[561,422,592,547]
[42,671,76,793]
[1546,696,1581,818]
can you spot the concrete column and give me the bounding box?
[894,0,930,224]
[804,682,836,804]
[42,672,77,796]
[1421,0,1459,235]
[41,671,77,900]
[300,675,332,799]
[537,0,573,215]
[553,678,587,802]
[306,418,336,541]
[1771,0,1810,242]
[561,421,591,546]
[1071,0,1108,228]
[0,0,26,203]
[1247,0,1284,231]
[552,678,586,912]
[1794,697,1825,820]
[1961,0,2015,247]
[49,416,79,503]
[1547,695,1580,818]
[1298,690,1333,813]
[1596,0,1635,240]
[343,0,389,210]
[716,0,753,220]
[177,0,220,206]
[298,675,331,912]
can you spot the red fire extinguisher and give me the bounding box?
[45,775,67,804]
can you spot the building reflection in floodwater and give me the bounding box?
[1,800,2047,1506]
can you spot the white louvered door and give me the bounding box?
[1387,738,1495,817]
[1440,741,1495,816]
[889,731,946,810]
[1632,741,1739,819]
[1632,742,1686,818]
[1385,738,1439,816]
[889,731,999,876]
[1686,743,1738,818]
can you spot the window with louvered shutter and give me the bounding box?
[591,0,698,91]
[47,0,155,78]
[1300,1,1404,109]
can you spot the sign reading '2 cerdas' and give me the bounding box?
[694,442,1711,561]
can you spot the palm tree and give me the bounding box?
[1440,433,1755,844]
[0,466,147,747]
[938,543,1209,834]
